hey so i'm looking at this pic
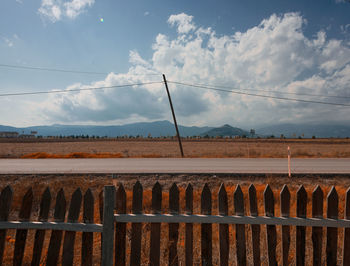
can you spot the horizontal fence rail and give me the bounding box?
[0,221,103,232]
[114,213,350,227]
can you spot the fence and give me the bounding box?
[0,186,105,265]
[1,182,350,265]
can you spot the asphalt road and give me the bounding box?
[0,158,349,174]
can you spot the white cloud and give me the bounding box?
[38,0,94,22]
[4,38,14,47]
[144,11,150,16]
[168,13,196,34]
[2,34,19,47]
[39,12,350,127]
[341,24,350,34]
[64,0,94,19]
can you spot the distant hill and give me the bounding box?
[200,124,249,137]
[0,121,214,138]
[2,121,350,138]
[257,124,350,138]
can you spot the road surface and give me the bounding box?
[0,158,349,174]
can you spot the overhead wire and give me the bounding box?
[0,63,161,76]
[0,81,163,97]
[170,80,350,99]
[1,68,349,107]
[168,80,350,107]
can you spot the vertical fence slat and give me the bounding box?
[234,185,246,266]
[99,189,103,257]
[46,188,67,266]
[13,188,33,266]
[0,185,13,265]
[218,184,229,266]
[31,187,51,266]
[280,185,290,266]
[296,185,307,266]
[99,190,103,224]
[169,183,179,266]
[101,186,116,266]
[82,189,94,266]
[326,186,338,265]
[248,184,261,266]
[150,182,162,266]
[185,183,193,266]
[201,183,212,266]
[115,184,126,266]
[62,188,82,266]
[343,187,350,266]
[312,186,323,266]
[264,185,277,266]
[130,181,143,266]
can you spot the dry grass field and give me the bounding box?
[0,138,350,158]
[1,173,350,265]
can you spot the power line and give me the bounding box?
[171,80,350,99]
[0,81,163,97]
[169,81,350,107]
[0,63,161,76]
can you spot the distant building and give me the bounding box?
[0,131,19,138]
[18,134,35,139]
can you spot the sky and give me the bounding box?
[0,0,350,128]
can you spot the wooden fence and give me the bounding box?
[1,182,350,265]
[0,185,106,266]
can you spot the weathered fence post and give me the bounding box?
[82,189,95,266]
[101,186,116,266]
[326,187,338,265]
[62,188,82,265]
[264,185,277,266]
[218,184,229,266]
[343,187,350,265]
[32,187,51,266]
[234,185,246,266]
[185,184,193,266]
[150,182,162,266]
[130,181,143,265]
[312,186,323,266]
[249,184,261,266]
[0,186,13,265]
[46,189,66,265]
[201,183,212,266]
[296,186,307,266]
[169,183,179,266]
[13,188,33,266]
[280,185,290,266]
[115,184,126,266]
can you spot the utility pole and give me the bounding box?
[163,74,184,157]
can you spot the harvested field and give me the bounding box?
[1,138,350,158]
[1,174,350,265]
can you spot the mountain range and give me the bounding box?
[1,121,350,138]
[257,124,350,138]
[0,121,213,138]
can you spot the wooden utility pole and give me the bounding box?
[163,74,184,157]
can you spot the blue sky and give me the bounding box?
[0,0,350,128]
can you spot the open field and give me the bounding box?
[1,173,350,265]
[1,138,350,158]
